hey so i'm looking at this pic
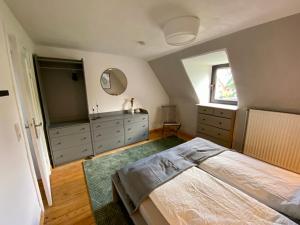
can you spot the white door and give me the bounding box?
[7,35,52,206]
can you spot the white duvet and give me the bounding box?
[149,167,296,225]
[199,151,300,220]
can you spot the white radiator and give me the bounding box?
[244,109,300,174]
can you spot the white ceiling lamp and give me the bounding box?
[163,16,200,46]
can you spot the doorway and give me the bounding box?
[7,34,52,206]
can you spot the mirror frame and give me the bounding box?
[100,68,127,96]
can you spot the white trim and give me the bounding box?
[2,21,45,212]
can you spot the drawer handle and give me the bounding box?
[117,140,121,143]
[81,137,87,140]
[203,109,207,111]
[128,128,132,131]
[217,133,221,136]
[116,121,120,125]
[128,120,131,123]
[220,112,224,115]
[82,149,88,152]
[97,134,102,137]
[96,125,101,128]
[58,154,63,158]
[142,125,146,128]
[219,122,222,125]
[142,118,146,120]
[202,119,206,121]
[56,142,62,145]
[80,128,86,131]
[128,137,132,140]
[56,131,60,134]
[116,130,121,133]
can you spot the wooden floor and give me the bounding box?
[39,130,192,225]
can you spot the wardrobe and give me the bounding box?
[34,56,93,166]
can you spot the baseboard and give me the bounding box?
[39,210,44,225]
[177,130,195,140]
[149,128,162,134]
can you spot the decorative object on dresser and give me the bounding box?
[197,104,237,148]
[34,56,92,166]
[161,105,181,136]
[90,109,149,155]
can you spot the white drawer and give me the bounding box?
[198,124,232,142]
[53,144,93,166]
[50,132,91,151]
[198,106,214,115]
[93,126,124,141]
[197,133,232,148]
[124,115,148,125]
[92,119,123,130]
[94,136,124,154]
[125,121,148,134]
[49,123,90,137]
[213,108,235,119]
[198,114,233,130]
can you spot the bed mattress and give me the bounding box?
[142,167,296,225]
[199,150,300,220]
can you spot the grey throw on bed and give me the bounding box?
[117,137,227,213]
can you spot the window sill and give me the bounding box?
[196,103,238,111]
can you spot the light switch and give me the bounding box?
[14,123,22,142]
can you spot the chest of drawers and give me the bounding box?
[48,122,93,166]
[197,105,236,148]
[48,110,149,166]
[90,111,149,155]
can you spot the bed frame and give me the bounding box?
[112,174,148,225]
[112,109,300,225]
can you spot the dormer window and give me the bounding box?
[210,64,237,105]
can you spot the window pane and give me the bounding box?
[214,67,237,102]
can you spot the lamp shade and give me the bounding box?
[163,16,200,46]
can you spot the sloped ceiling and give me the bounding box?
[149,14,300,149]
[5,0,300,60]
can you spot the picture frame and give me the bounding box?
[101,72,111,89]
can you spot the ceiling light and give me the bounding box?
[163,16,200,46]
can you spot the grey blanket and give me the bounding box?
[117,137,226,213]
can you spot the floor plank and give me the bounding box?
[39,131,191,225]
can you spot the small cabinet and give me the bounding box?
[49,123,93,166]
[197,105,236,148]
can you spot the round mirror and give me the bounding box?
[100,68,127,95]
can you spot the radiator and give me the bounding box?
[244,109,300,174]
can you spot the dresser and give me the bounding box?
[90,110,149,155]
[49,122,93,166]
[197,105,237,148]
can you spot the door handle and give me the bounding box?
[32,118,42,138]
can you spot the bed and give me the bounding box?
[112,109,300,225]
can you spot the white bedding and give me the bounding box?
[149,167,295,225]
[199,151,300,220]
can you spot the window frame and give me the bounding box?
[210,63,238,105]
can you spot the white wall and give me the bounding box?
[35,45,170,129]
[0,0,42,224]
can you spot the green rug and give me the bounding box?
[83,136,185,225]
